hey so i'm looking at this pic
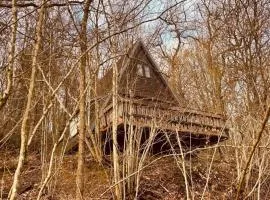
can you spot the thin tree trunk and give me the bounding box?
[112,52,122,199]
[8,1,45,200]
[236,106,270,200]
[76,0,92,199]
[0,0,17,110]
[37,110,78,200]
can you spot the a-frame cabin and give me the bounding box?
[94,40,228,152]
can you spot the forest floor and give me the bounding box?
[0,148,262,200]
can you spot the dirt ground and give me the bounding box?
[0,149,266,200]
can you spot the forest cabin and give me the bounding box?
[69,40,228,152]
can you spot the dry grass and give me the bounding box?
[1,149,270,199]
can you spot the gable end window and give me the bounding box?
[137,64,144,76]
[145,66,151,78]
[137,63,151,78]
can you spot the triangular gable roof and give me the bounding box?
[127,40,179,104]
[119,40,173,92]
[97,40,180,110]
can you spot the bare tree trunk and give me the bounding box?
[8,1,45,200]
[37,110,78,200]
[112,51,122,199]
[0,0,17,110]
[76,0,92,199]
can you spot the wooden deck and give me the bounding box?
[99,98,228,142]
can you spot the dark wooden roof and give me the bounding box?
[97,40,179,108]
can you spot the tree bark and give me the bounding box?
[76,0,92,199]
[8,1,45,200]
[112,51,122,199]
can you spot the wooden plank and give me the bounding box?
[98,99,228,139]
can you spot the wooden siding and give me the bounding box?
[97,41,178,107]
[119,48,178,105]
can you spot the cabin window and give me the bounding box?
[70,117,78,137]
[145,65,151,78]
[137,63,151,78]
[137,64,144,76]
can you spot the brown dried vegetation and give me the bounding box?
[0,0,270,199]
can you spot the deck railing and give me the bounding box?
[100,99,228,138]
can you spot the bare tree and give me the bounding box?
[8,1,46,199]
[76,0,92,199]
[0,0,17,110]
